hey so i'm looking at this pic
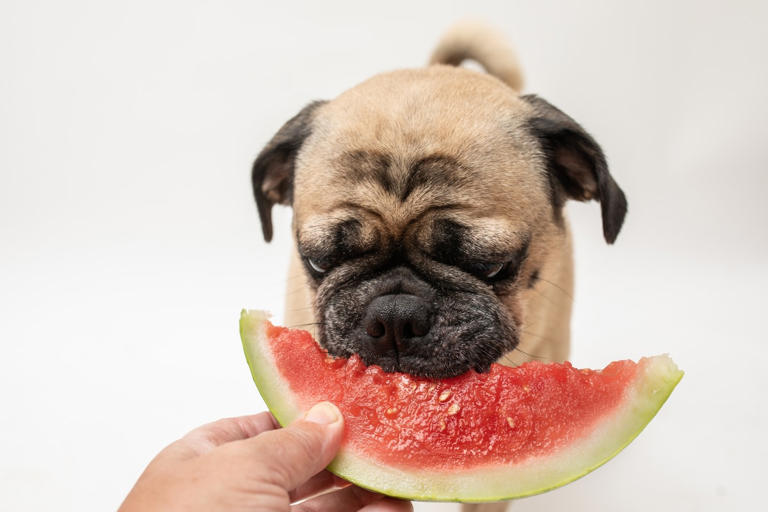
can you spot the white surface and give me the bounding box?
[1,1,766,510]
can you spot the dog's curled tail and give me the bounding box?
[429,21,524,92]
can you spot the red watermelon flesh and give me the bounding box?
[240,310,683,501]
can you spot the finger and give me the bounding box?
[359,497,414,512]
[289,470,351,504]
[230,401,344,491]
[166,412,279,460]
[291,484,412,512]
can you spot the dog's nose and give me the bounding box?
[363,294,431,356]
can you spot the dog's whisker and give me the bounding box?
[284,286,312,296]
[512,344,551,361]
[284,305,316,312]
[526,286,561,307]
[535,277,573,301]
[286,321,325,329]
[519,329,562,348]
[501,355,523,368]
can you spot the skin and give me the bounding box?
[119,402,412,512]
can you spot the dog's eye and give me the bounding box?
[484,262,505,278]
[306,258,329,274]
[469,262,506,279]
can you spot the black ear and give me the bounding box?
[251,101,326,242]
[521,94,627,244]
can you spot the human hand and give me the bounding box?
[119,402,412,512]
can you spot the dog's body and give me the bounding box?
[252,23,626,510]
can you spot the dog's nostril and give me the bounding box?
[362,294,431,357]
[366,320,385,338]
[411,321,428,337]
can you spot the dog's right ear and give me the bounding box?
[251,101,326,242]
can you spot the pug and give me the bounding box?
[250,22,627,511]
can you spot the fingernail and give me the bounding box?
[304,401,341,425]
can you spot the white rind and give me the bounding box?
[240,309,683,502]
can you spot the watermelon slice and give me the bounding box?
[240,309,682,502]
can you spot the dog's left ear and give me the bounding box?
[251,101,326,242]
[521,94,627,244]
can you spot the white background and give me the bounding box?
[1,1,766,510]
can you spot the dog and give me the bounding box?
[251,22,626,511]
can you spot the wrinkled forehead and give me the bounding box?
[293,144,549,243]
[292,67,551,242]
[294,148,537,242]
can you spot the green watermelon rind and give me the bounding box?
[239,309,683,502]
[239,310,298,429]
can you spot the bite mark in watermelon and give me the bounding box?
[240,310,683,502]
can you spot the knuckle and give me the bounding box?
[260,426,322,484]
[286,425,323,459]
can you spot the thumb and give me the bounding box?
[241,402,344,491]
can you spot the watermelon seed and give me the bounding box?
[523,385,530,392]
[447,403,460,415]
[385,407,399,417]
[439,390,452,402]
[506,417,516,428]
[438,419,446,431]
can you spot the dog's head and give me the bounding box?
[251,66,626,378]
